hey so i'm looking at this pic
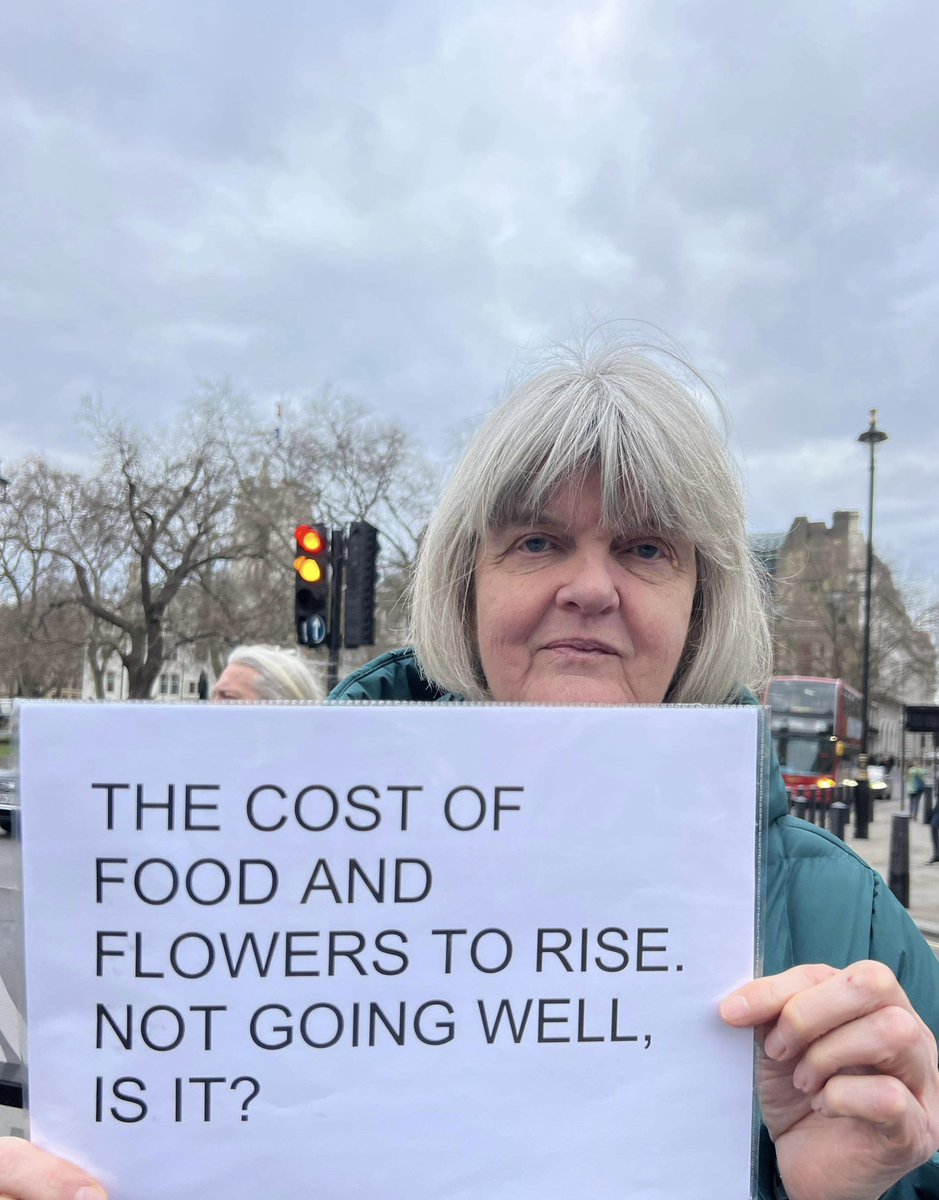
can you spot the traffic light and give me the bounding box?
[344,521,379,648]
[294,524,330,645]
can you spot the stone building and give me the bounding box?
[80,644,213,702]
[757,511,937,763]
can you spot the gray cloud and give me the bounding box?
[1,0,936,586]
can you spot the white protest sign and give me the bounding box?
[18,701,763,1200]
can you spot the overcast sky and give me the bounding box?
[2,0,936,587]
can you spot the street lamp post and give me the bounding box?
[854,410,888,839]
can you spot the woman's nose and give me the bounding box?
[554,549,620,614]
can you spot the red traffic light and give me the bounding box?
[295,525,325,554]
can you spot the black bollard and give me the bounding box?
[830,782,845,830]
[792,797,807,821]
[888,812,911,909]
[829,801,849,841]
[854,778,870,840]
[808,786,819,826]
[923,785,934,826]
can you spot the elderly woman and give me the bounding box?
[332,343,939,1200]
[2,343,937,1199]
[213,643,324,702]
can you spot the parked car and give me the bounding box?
[867,763,892,800]
[0,767,16,836]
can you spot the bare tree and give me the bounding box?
[0,459,89,696]
[0,384,440,696]
[878,571,939,703]
[197,387,438,660]
[2,388,258,697]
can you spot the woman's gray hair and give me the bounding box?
[409,340,772,704]
[226,645,324,702]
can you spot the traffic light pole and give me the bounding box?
[326,528,345,693]
[295,519,378,688]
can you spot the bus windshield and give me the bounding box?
[772,734,836,775]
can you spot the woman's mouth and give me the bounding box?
[542,639,617,656]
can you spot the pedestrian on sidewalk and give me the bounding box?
[907,761,927,820]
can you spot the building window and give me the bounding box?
[159,676,169,695]
[105,672,116,694]
[171,674,180,696]
[187,680,196,695]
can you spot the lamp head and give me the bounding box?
[857,408,888,446]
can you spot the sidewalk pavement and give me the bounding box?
[809,795,939,939]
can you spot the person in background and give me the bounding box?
[929,803,939,865]
[212,644,323,702]
[924,762,939,865]
[907,761,927,821]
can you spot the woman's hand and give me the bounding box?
[721,961,939,1200]
[0,1138,106,1200]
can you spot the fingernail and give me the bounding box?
[75,1186,107,1200]
[764,1029,786,1059]
[720,994,749,1022]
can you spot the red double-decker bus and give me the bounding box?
[765,676,863,792]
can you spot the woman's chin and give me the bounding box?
[515,675,642,706]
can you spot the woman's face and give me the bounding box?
[474,472,697,705]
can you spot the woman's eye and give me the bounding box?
[519,534,552,553]
[632,541,665,560]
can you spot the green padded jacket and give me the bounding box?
[330,648,939,1199]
